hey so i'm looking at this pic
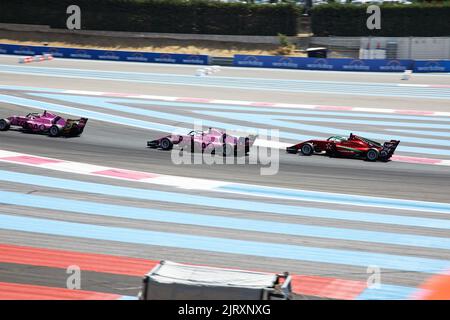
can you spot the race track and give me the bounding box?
[0,55,449,300]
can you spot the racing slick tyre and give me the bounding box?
[69,127,80,137]
[48,125,62,137]
[160,138,173,151]
[300,143,314,156]
[379,150,389,162]
[223,143,235,157]
[70,124,84,137]
[366,149,379,162]
[0,119,10,131]
[203,144,216,156]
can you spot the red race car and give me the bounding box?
[286,133,400,162]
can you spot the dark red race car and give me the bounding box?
[286,133,400,162]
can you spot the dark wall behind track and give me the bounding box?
[310,3,450,37]
[0,0,300,36]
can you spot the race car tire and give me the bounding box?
[203,144,216,156]
[49,125,62,137]
[70,127,81,136]
[223,143,235,157]
[0,119,10,131]
[300,143,314,156]
[379,150,389,162]
[160,138,173,151]
[366,149,379,161]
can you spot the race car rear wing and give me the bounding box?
[62,118,88,136]
[77,117,88,126]
[65,118,88,127]
[380,140,400,161]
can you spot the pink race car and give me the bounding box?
[147,128,257,156]
[0,110,88,137]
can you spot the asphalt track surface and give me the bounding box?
[0,55,449,299]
